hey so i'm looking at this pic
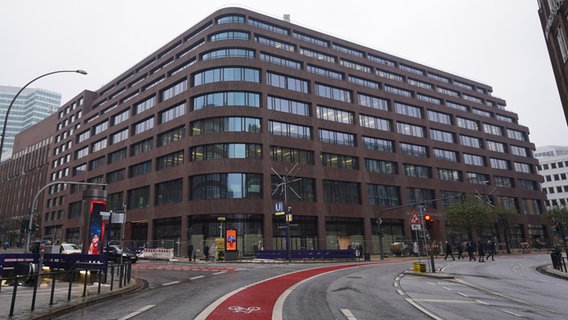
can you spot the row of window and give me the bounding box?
[216,14,495,99]
[104,172,540,215]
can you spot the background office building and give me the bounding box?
[35,7,547,257]
[538,0,568,125]
[0,85,61,161]
[536,145,568,209]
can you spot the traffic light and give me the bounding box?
[424,213,433,231]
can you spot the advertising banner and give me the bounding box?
[226,229,237,251]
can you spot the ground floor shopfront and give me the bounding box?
[65,213,551,258]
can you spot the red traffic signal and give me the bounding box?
[424,213,432,222]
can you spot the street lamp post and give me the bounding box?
[0,69,87,159]
[25,180,106,253]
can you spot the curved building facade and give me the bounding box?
[43,7,547,257]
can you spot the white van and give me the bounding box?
[46,243,81,254]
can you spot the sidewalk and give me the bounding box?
[0,269,143,320]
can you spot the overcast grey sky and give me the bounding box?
[1,0,566,148]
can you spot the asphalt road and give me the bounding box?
[52,254,566,320]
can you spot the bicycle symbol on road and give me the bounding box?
[228,306,261,314]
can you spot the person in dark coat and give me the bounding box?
[477,240,485,262]
[456,242,464,259]
[444,241,455,260]
[485,240,495,261]
[204,244,210,261]
[466,242,475,261]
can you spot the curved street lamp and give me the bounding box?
[0,69,88,159]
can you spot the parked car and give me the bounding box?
[45,243,81,254]
[103,245,138,263]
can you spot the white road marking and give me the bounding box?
[475,299,489,305]
[501,309,522,317]
[442,286,453,291]
[405,298,443,320]
[190,275,205,280]
[162,281,180,286]
[340,308,357,320]
[213,271,226,275]
[397,289,405,296]
[457,292,469,297]
[118,304,156,320]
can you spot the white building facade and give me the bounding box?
[536,145,568,209]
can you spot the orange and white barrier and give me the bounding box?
[139,248,174,260]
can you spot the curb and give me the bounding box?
[403,270,455,279]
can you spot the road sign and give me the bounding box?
[411,224,423,231]
[275,202,285,215]
[410,211,422,225]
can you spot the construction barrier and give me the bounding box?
[138,248,174,260]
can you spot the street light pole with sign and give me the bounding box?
[272,164,301,262]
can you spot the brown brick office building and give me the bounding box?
[538,0,568,125]
[34,7,548,256]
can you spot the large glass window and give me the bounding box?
[260,52,301,69]
[400,143,427,157]
[191,117,261,135]
[267,72,309,93]
[319,129,355,146]
[133,117,155,135]
[271,176,316,202]
[160,80,187,102]
[127,186,150,209]
[202,48,254,60]
[129,160,152,178]
[130,138,153,156]
[317,106,353,124]
[397,122,425,137]
[403,164,432,178]
[323,180,361,204]
[156,150,184,170]
[157,125,185,147]
[255,35,294,51]
[427,110,451,124]
[463,153,485,166]
[433,148,458,162]
[437,168,461,181]
[108,148,127,164]
[456,117,479,131]
[190,173,262,199]
[270,146,314,165]
[210,31,249,41]
[193,92,260,110]
[307,65,343,80]
[315,83,351,102]
[299,47,335,62]
[406,188,436,208]
[321,152,358,170]
[249,18,289,35]
[160,102,186,124]
[362,136,393,152]
[430,129,455,143]
[360,115,391,131]
[268,96,310,116]
[134,96,156,115]
[365,159,397,174]
[191,144,262,161]
[155,179,183,205]
[269,121,311,140]
[358,93,389,111]
[395,102,422,118]
[107,169,126,183]
[368,184,400,206]
[194,67,259,86]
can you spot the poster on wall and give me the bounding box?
[88,200,107,254]
[226,229,237,251]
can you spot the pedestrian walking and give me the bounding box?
[444,241,455,260]
[456,242,464,259]
[477,240,485,262]
[210,242,218,262]
[466,242,475,261]
[485,240,495,261]
[188,243,194,262]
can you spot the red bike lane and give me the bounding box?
[197,262,388,320]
